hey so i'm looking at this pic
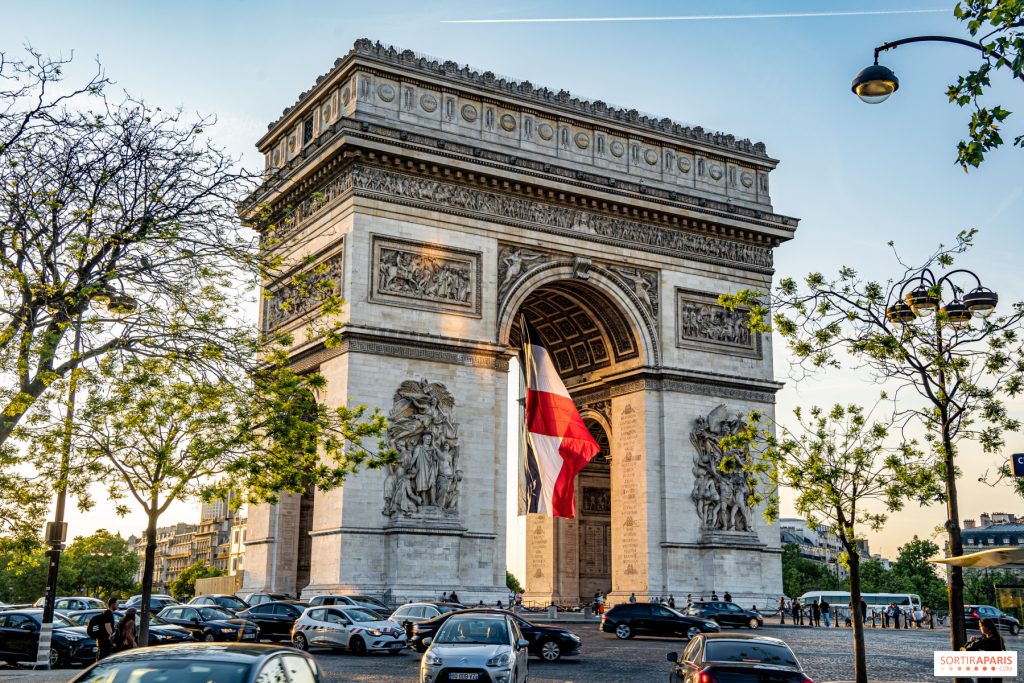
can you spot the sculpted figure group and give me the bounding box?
[690,404,754,532]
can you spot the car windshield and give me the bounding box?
[352,596,387,608]
[197,607,234,621]
[704,641,799,668]
[342,608,379,623]
[72,658,251,683]
[436,617,509,645]
[218,597,246,609]
[51,614,75,628]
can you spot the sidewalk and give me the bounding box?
[0,670,71,682]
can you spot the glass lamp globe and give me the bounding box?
[852,64,900,104]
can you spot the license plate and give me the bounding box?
[449,675,479,681]
[242,633,257,640]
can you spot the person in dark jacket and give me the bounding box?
[964,618,1005,683]
[778,596,787,624]
[810,600,821,627]
[820,598,832,628]
[791,598,801,625]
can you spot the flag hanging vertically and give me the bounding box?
[519,317,599,518]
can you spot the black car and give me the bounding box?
[965,604,1021,635]
[68,642,323,682]
[411,608,582,661]
[601,603,720,640]
[190,594,250,613]
[667,633,812,683]
[0,609,97,668]
[687,601,764,629]
[157,604,260,643]
[236,601,309,641]
[66,609,194,646]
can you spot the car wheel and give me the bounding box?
[748,617,760,629]
[615,623,633,639]
[48,646,61,668]
[1010,623,1020,636]
[349,636,367,655]
[204,631,217,642]
[539,639,561,661]
[686,627,701,640]
[293,633,308,651]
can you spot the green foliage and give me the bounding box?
[781,544,844,598]
[857,559,893,594]
[169,561,225,600]
[505,571,523,595]
[888,537,949,610]
[949,1,1024,169]
[964,568,1021,603]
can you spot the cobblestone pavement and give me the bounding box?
[3,624,1022,682]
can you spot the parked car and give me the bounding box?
[32,597,107,613]
[124,594,180,611]
[389,602,463,637]
[0,609,96,668]
[686,601,764,629]
[241,592,292,607]
[420,612,528,683]
[65,609,193,646]
[190,594,250,613]
[67,642,323,682]
[411,608,581,661]
[291,605,407,655]
[157,604,259,642]
[307,594,392,616]
[601,603,720,640]
[236,601,308,641]
[964,604,1021,635]
[667,633,812,682]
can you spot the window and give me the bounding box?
[302,117,314,146]
[281,655,317,683]
[652,606,674,618]
[681,638,700,663]
[325,610,348,624]
[704,641,799,667]
[308,609,325,622]
[255,657,288,683]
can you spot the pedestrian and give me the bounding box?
[668,595,676,609]
[964,617,1006,683]
[888,602,900,629]
[686,594,693,608]
[723,591,732,603]
[810,600,821,627]
[87,597,118,660]
[449,590,459,604]
[593,591,600,614]
[516,592,523,606]
[497,600,503,609]
[441,591,449,602]
[508,589,515,605]
[596,592,605,617]
[820,598,831,628]
[629,592,637,603]
[711,591,719,601]
[115,607,137,651]
[791,598,801,625]
[778,596,787,624]
[860,598,867,624]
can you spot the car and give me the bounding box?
[65,609,194,646]
[420,612,529,683]
[157,604,260,643]
[964,604,1021,635]
[601,602,720,640]
[411,608,582,661]
[241,592,293,607]
[190,594,251,613]
[236,601,309,641]
[686,601,764,629]
[291,605,406,655]
[667,633,813,682]
[307,594,392,615]
[0,609,97,668]
[31,596,107,613]
[124,594,180,611]
[67,642,324,682]
[389,602,464,637]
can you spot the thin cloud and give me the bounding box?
[442,8,948,25]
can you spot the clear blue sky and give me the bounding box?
[5,1,1023,559]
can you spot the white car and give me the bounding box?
[421,612,528,683]
[390,602,464,629]
[291,605,407,655]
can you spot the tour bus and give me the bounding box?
[799,591,923,616]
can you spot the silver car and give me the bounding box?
[420,613,528,683]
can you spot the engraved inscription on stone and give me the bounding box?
[371,236,481,316]
[262,249,344,332]
[676,289,759,357]
[382,379,461,519]
[690,404,755,533]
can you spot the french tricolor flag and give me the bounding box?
[519,318,599,518]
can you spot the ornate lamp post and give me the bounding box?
[884,268,997,653]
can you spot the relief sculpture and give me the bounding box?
[690,405,754,532]
[378,248,472,304]
[611,266,658,316]
[262,252,344,331]
[498,246,547,296]
[383,379,461,518]
[677,297,752,348]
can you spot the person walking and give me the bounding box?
[686,594,693,608]
[723,591,732,603]
[964,617,1006,683]
[820,598,831,628]
[668,595,676,609]
[87,597,119,661]
[778,596,787,624]
[810,600,820,627]
[115,608,138,651]
[449,590,460,604]
[596,592,605,617]
[860,598,867,625]
[441,591,449,602]
[791,598,801,626]
[711,591,719,601]
[593,591,601,615]
[629,592,637,603]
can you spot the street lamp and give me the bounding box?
[886,268,997,328]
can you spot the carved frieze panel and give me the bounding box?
[498,245,549,299]
[370,236,482,317]
[690,404,755,533]
[675,288,761,358]
[610,266,659,317]
[581,487,611,515]
[262,245,344,332]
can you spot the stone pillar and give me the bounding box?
[241,494,301,596]
[609,391,650,604]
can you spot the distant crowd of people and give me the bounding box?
[776,596,934,629]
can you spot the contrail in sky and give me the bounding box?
[442,8,947,24]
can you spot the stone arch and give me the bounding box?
[497,259,660,368]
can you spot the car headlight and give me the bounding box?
[61,633,84,642]
[704,621,719,629]
[570,634,581,642]
[368,629,382,637]
[486,652,512,667]
[424,650,443,666]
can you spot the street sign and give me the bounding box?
[44,521,67,546]
[1012,453,1024,477]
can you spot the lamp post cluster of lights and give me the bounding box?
[886,269,998,327]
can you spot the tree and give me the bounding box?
[169,561,225,600]
[505,571,523,595]
[948,1,1024,169]
[61,530,138,599]
[0,537,51,603]
[889,537,949,612]
[963,568,1020,604]
[73,354,389,645]
[780,543,844,599]
[724,403,938,683]
[721,230,1024,651]
[857,558,892,594]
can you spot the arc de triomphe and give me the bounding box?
[241,39,795,606]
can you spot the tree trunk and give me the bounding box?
[943,426,968,653]
[847,550,868,683]
[138,508,159,647]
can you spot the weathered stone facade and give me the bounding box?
[241,40,794,605]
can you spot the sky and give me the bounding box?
[4,0,1024,566]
